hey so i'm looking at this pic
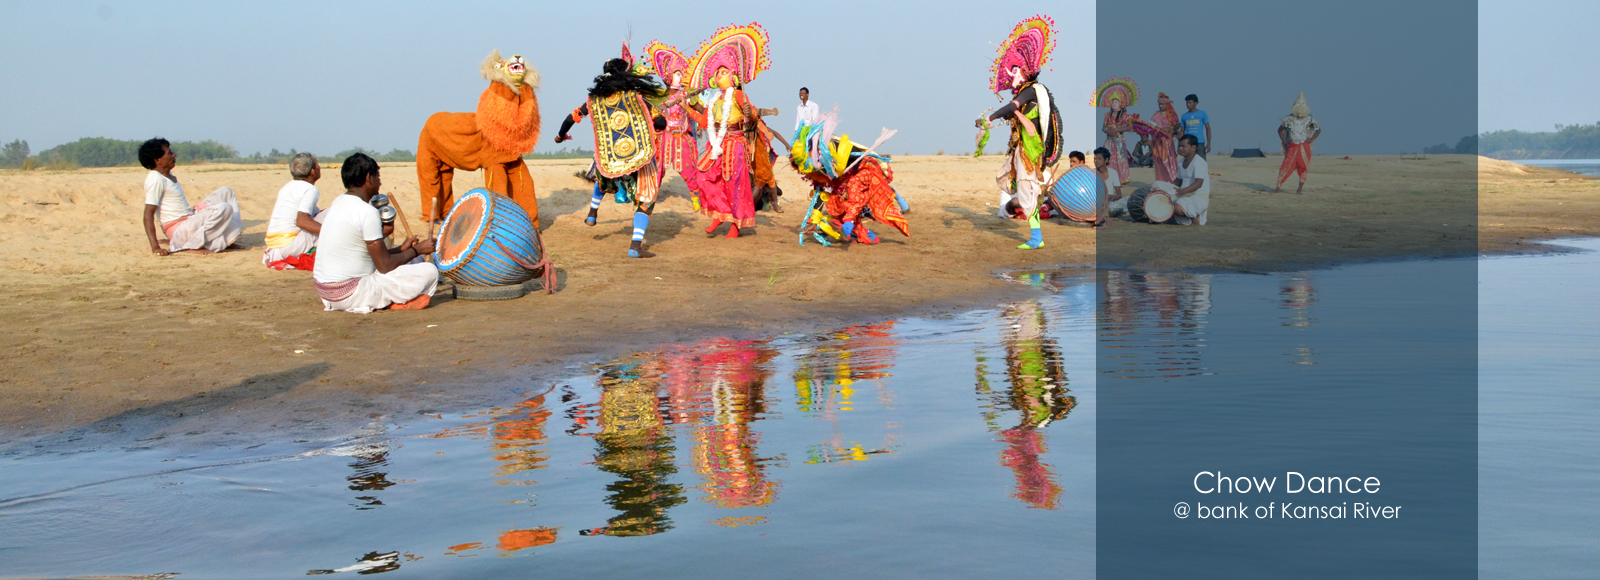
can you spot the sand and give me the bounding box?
[1,153,1594,438]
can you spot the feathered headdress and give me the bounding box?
[1091,77,1138,108]
[990,16,1056,94]
[643,40,691,86]
[688,22,771,90]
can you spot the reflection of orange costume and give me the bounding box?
[417,51,541,221]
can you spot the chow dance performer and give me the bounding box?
[641,40,704,210]
[789,110,908,246]
[1274,92,1321,194]
[555,48,669,258]
[975,16,1063,250]
[1149,92,1182,183]
[683,23,773,239]
[1093,77,1138,186]
[139,138,242,256]
[416,51,541,223]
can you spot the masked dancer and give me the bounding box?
[975,16,1062,250]
[683,23,773,239]
[1093,77,1137,186]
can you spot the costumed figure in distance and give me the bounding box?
[1273,92,1320,194]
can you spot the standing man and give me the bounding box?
[1181,94,1212,159]
[1172,135,1209,226]
[262,153,324,270]
[1273,92,1321,194]
[312,153,439,313]
[794,87,820,133]
[140,137,242,255]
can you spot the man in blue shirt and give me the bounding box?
[1181,94,1211,159]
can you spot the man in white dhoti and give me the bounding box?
[312,153,439,313]
[140,138,242,255]
[1172,135,1209,226]
[262,153,325,270]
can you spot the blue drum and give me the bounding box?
[435,188,545,287]
[1047,166,1101,223]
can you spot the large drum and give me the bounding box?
[435,188,546,287]
[1046,166,1101,223]
[1127,186,1175,224]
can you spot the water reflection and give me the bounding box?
[306,551,401,575]
[575,353,686,537]
[793,323,901,464]
[672,339,781,509]
[1280,273,1320,365]
[1100,271,1213,380]
[346,443,395,510]
[977,301,1075,509]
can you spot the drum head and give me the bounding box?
[1145,192,1175,223]
[437,192,489,269]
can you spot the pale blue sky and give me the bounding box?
[0,1,1578,156]
[0,1,1095,156]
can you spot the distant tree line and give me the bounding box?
[1470,122,1600,159]
[1,136,598,170]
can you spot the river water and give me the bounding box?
[0,242,1594,578]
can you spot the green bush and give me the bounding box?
[1,139,29,168]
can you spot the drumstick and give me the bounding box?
[389,195,415,240]
[428,198,439,240]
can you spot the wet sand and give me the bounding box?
[0,154,1592,438]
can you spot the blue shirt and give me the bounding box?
[1181,110,1210,143]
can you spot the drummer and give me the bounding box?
[312,153,440,313]
[1171,135,1209,226]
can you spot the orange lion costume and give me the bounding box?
[416,50,542,222]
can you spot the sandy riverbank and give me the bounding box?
[0,154,1593,438]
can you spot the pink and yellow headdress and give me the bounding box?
[990,15,1057,94]
[1092,77,1139,108]
[688,22,772,90]
[642,40,691,83]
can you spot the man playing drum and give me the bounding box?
[1172,135,1209,226]
[312,153,439,313]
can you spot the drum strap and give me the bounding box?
[491,236,556,295]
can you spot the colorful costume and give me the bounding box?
[1150,92,1182,183]
[556,47,667,258]
[642,40,703,208]
[978,16,1062,250]
[1277,92,1320,190]
[790,111,908,246]
[684,23,773,237]
[416,51,541,222]
[1093,77,1138,185]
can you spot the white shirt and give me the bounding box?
[268,180,321,235]
[1103,167,1121,195]
[1178,155,1210,197]
[795,100,820,131]
[312,194,385,284]
[143,170,193,224]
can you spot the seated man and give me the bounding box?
[1172,135,1209,226]
[312,153,439,313]
[1130,136,1153,168]
[1095,147,1125,222]
[262,153,325,270]
[140,137,242,255]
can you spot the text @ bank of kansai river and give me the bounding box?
[1171,472,1403,520]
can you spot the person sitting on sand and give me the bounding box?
[1130,135,1153,168]
[312,153,439,313]
[1095,147,1125,221]
[262,153,325,270]
[1172,135,1209,225]
[140,137,242,255]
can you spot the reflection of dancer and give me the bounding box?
[489,394,552,478]
[978,301,1075,509]
[556,49,668,258]
[578,354,686,537]
[680,339,780,508]
[976,16,1062,251]
[346,443,396,510]
[1273,93,1321,194]
[1281,273,1319,366]
[793,323,901,463]
[1093,77,1138,185]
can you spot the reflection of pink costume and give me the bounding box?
[1000,429,1062,509]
